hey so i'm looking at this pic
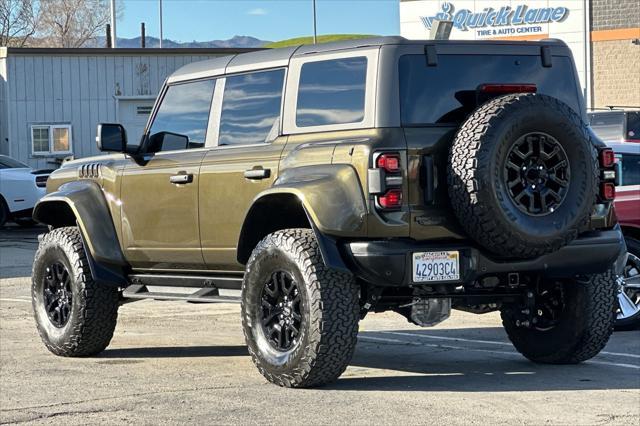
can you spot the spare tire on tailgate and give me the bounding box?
[448,93,598,259]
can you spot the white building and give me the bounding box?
[0,47,252,168]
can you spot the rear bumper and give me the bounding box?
[343,226,626,287]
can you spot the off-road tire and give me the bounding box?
[241,229,359,388]
[501,270,617,363]
[32,227,119,356]
[448,93,598,258]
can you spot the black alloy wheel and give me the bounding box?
[504,132,570,216]
[260,271,303,352]
[42,262,73,328]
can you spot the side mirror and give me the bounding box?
[96,123,127,153]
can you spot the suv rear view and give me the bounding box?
[31,37,626,388]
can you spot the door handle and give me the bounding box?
[244,168,271,180]
[169,173,193,184]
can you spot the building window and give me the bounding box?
[31,124,72,155]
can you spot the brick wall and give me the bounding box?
[591,40,640,108]
[591,0,640,30]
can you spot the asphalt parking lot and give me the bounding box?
[1,226,639,425]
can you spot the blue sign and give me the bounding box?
[421,2,570,32]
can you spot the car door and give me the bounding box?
[199,68,287,270]
[119,78,217,269]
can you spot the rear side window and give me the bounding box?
[147,79,216,152]
[589,112,625,142]
[399,54,581,126]
[296,57,367,127]
[617,154,640,186]
[218,69,285,146]
[626,112,640,141]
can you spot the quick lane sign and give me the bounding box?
[420,2,570,37]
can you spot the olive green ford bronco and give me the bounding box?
[31,37,626,388]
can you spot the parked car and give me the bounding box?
[608,142,640,329]
[30,37,626,388]
[588,109,640,143]
[0,155,50,227]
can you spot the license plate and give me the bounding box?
[412,251,460,282]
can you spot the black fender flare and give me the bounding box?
[33,180,128,287]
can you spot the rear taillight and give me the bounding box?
[600,182,615,201]
[35,175,48,188]
[478,83,537,94]
[376,153,401,173]
[370,152,404,210]
[599,148,615,168]
[377,189,403,209]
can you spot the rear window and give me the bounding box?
[626,112,640,141]
[399,54,581,126]
[0,156,29,169]
[589,112,624,142]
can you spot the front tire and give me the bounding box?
[32,227,119,356]
[501,270,616,363]
[241,229,359,388]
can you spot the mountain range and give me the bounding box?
[91,35,270,48]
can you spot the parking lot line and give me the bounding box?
[0,298,31,303]
[378,330,640,359]
[362,334,640,370]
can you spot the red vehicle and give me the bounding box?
[610,142,640,329]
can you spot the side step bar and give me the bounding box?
[121,285,241,304]
[128,273,243,289]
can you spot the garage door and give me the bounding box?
[118,99,155,147]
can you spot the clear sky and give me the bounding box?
[117,0,400,43]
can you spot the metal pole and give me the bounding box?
[109,0,117,48]
[159,0,164,48]
[312,0,317,44]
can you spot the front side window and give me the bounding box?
[218,69,285,146]
[296,57,367,127]
[31,125,72,155]
[147,79,216,153]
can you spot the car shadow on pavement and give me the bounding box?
[100,345,248,358]
[327,328,640,392]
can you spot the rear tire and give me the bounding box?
[32,227,119,356]
[448,93,598,258]
[501,270,616,363]
[241,229,359,388]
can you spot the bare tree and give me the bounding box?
[0,0,39,47]
[37,0,115,48]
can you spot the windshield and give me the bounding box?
[0,155,29,169]
[399,54,581,126]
